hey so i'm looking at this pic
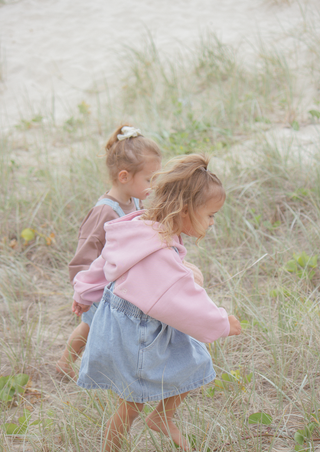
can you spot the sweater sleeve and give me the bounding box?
[146,274,230,343]
[68,205,118,283]
[110,247,230,344]
[73,255,109,305]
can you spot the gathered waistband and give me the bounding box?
[103,283,149,320]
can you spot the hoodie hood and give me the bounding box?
[100,210,187,283]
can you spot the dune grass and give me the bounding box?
[1,4,320,451]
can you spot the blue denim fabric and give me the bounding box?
[77,284,216,403]
[94,197,140,217]
[82,302,99,326]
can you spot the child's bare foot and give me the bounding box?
[145,412,190,451]
[56,359,76,380]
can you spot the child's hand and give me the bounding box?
[228,315,241,336]
[72,300,91,317]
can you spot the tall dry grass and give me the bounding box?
[1,4,320,451]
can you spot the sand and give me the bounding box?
[0,0,316,129]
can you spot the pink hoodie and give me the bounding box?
[73,210,230,343]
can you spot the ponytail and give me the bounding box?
[105,124,161,182]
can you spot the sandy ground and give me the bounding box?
[0,0,317,129]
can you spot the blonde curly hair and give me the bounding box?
[142,153,225,242]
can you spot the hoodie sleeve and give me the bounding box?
[146,273,230,343]
[73,255,109,305]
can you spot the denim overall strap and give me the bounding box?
[95,198,126,217]
[109,281,116,291]
[133,197,140,210]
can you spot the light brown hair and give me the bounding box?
[142,153,225,242]
[105,124,162,182]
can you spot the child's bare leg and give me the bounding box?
[103,399,144,452]
[56,321,90,378]
[145,391,190,451]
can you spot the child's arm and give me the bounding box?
[116,247,236,343]
[146,273,231,342]
[69,204,118,283]
[183,263,241,337]
[73,254,109,306]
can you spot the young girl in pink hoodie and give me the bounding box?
[72,154,241,451]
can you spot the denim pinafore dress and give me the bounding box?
[77,250,216,403]
[81,197,140,326]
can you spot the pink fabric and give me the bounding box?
[73,210,230,343]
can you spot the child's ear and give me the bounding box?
[181,205,189,217]
[118,170,129,184]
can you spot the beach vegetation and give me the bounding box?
[1,2,320,450]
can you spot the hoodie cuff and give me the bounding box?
[73,291,93,306]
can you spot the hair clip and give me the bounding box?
[117,126,142,141]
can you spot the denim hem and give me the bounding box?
[77,372,216,403]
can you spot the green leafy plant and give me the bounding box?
[309,109,320,119]
[240,320,250,330]
[31,114,43,123]
[4,409,34,434]
[254,116,271,124]
[240,319,265,331]
[284,252,318,280]
[248,412,273,425]
[63,116,83,132]
[262,220,281,231]
[269,287,296,298]
[294,422,317,451]
[205,387,216,398]
[78,101,91,115]
[166,131,209,155]
[269,287,311,306]
[3,409,54,435]
[15,119,33,130]
[14,115,43,130]
[289,187,311,201]
[249,212,281,232]
[207,369,253,395]
[249,209,262,228]
[0,374,29,403]
[143,404,154,414]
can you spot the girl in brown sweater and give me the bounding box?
[56,125,162,378]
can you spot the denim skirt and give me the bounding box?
[77,284,216,403]
[82,302,99,326]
